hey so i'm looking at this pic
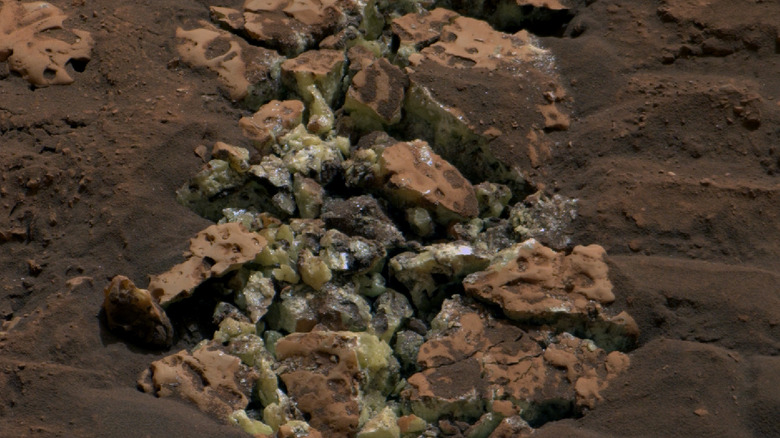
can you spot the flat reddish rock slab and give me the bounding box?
[138,342,258,421]
[344,57,408,126]
[402,297,630,424]
[148,223,267,306]
[463,240,638,349]
[274,331,363,437]
[391,8,460,49]
[380,140,478,224]
[239,99,304,152]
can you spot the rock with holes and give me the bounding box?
[147,222,267,306]
[401,296,631,428]
[463,239,639,351]
[274,330,399,438]
[379,140,479,225]
[175,20,284,107]
[137,342,258,421]
[0,1,93,86]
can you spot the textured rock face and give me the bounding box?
[275,331,397,438]
[175,21,284,104]
[380,140,479,224]
[239,100,305,153]
[148,223,267,306]
[102,276,173,348]
[321,195,405,248]
[402,297,631,425]
[0,1,93,86]
[344,57,409,128]
[391,8,460,52]
[138,343,258,420]
[463,239,639,350]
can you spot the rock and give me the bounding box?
[357,406,401,438]
[319,229,386,275]
[344,58,409,130]
[371,289,414,343]
[235,271,276,323]
[379,140,479,224]
[391,8,459,63]
[474,182,512,218]
[275,331,399,437]
[138,342,258,421]
[462,239,639,351]
[281,49,346,132]
[321,195,405,248]
[0,1,94,86]
[268,282,372,333]
[239,100,305,154]
[509,194,578,250]
[175,21,284,105]
[402,296,631,426]
[402,16,570,187]
[293,175,324,219]
[390,242,490,311]
[211,142,250,173]
[147,223,267,306]
[239,0,362,56]
[102,275,173,348]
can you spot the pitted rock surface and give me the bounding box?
[0,1,93,86]
[148,223,267,306]
[138,343,258,421]
[380,140,478,223]
[175,21,283,102]
[463,240,638,349]
[239,100,305,152]
[274,331,364,437]
[345,57,409,126]
[402,297,631,424]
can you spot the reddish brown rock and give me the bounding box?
[402,297,631,425]
[391,8,460,50]
[148,223,267,306]
[175,21,283,103]
[137,342,258,421]
[273,332,363,437]
[380,140,479,224]
[102,275,173,348]
[463,240,639,349]
[344,58,409,127]
[239,100,305,153]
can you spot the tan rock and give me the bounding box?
[0,1,93,86]
[102,275,173,348]
[148,223,267,306]
[239,100,304,153]
[391,8,459,50]
[463,240,639,350]
[344,58,409,128]
[138,343,257,420]
[275,331,396,437]
[380,140,479,224]
[241,0,359,56]
[402,297,631,424]
[281,49,346,107]
[175,21,284,104]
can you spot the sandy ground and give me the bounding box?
[1,0,779,437]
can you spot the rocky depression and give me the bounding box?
[102,1,638,437]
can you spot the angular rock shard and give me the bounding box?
[379,140,479,224]
[402,297,631,426]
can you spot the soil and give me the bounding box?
[1,0,779,437]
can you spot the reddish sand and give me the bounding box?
[1,0,778,437]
